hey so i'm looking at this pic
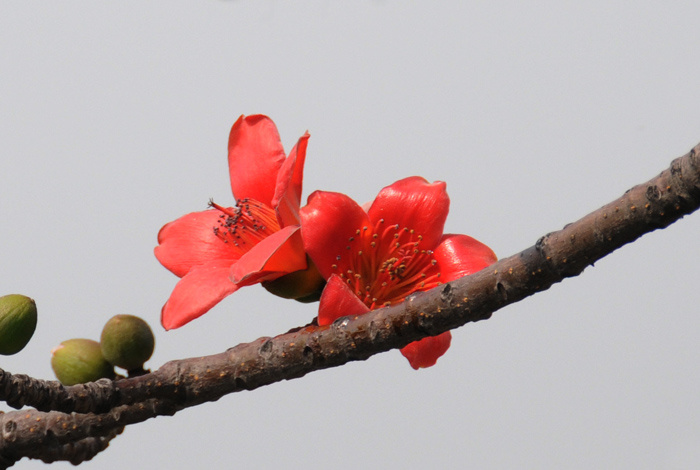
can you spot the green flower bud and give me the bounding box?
[51,338,115,385]
[100,315,155,371]
[262,256,326,302]
[0,294,38,355]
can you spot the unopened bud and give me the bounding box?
[51,338,115,385]
[0,294,38,355]
[100,315,155,371]
[262,257,325,302]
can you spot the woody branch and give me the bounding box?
[0,143,698,468]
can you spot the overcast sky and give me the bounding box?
[1,1,700,469]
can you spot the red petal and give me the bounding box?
[300,190,371,279]
[434,234,498,282]
[400,331,452,369]
[228,115,286,205]
[160,262,240,330]
[229,225,308,286]
[367,176,449,250]
[317,274,370,325]
[154,209,239,278]
[272,132,309,227]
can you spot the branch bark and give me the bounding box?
[1,143,699,468]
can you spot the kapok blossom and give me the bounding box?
[300,176,497,369]
[155,114,317,330]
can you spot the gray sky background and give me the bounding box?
[2,1,700,469]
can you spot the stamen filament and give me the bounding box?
[209,197,281,256]
[333,217,441,310]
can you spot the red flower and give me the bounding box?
[155,115,313,330]
[300,177,497,369]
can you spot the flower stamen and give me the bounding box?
[333,217,442,310]
[209,198,281,254]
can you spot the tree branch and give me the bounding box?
[1,143,698,467]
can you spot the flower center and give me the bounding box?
[209,198,281,255]
[331,218,442,310]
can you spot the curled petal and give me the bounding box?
[155,209,239,278]
[230,225,308,286]
[434,233,498,282]
[300,190,372,279]
[317,274,370,325]
[161,262,240,330]
[368,176,450,250]
[400,332,452,370]
[228,115,286,205]
[272,132,309,227]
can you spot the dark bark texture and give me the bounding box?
[1,143,699,468]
